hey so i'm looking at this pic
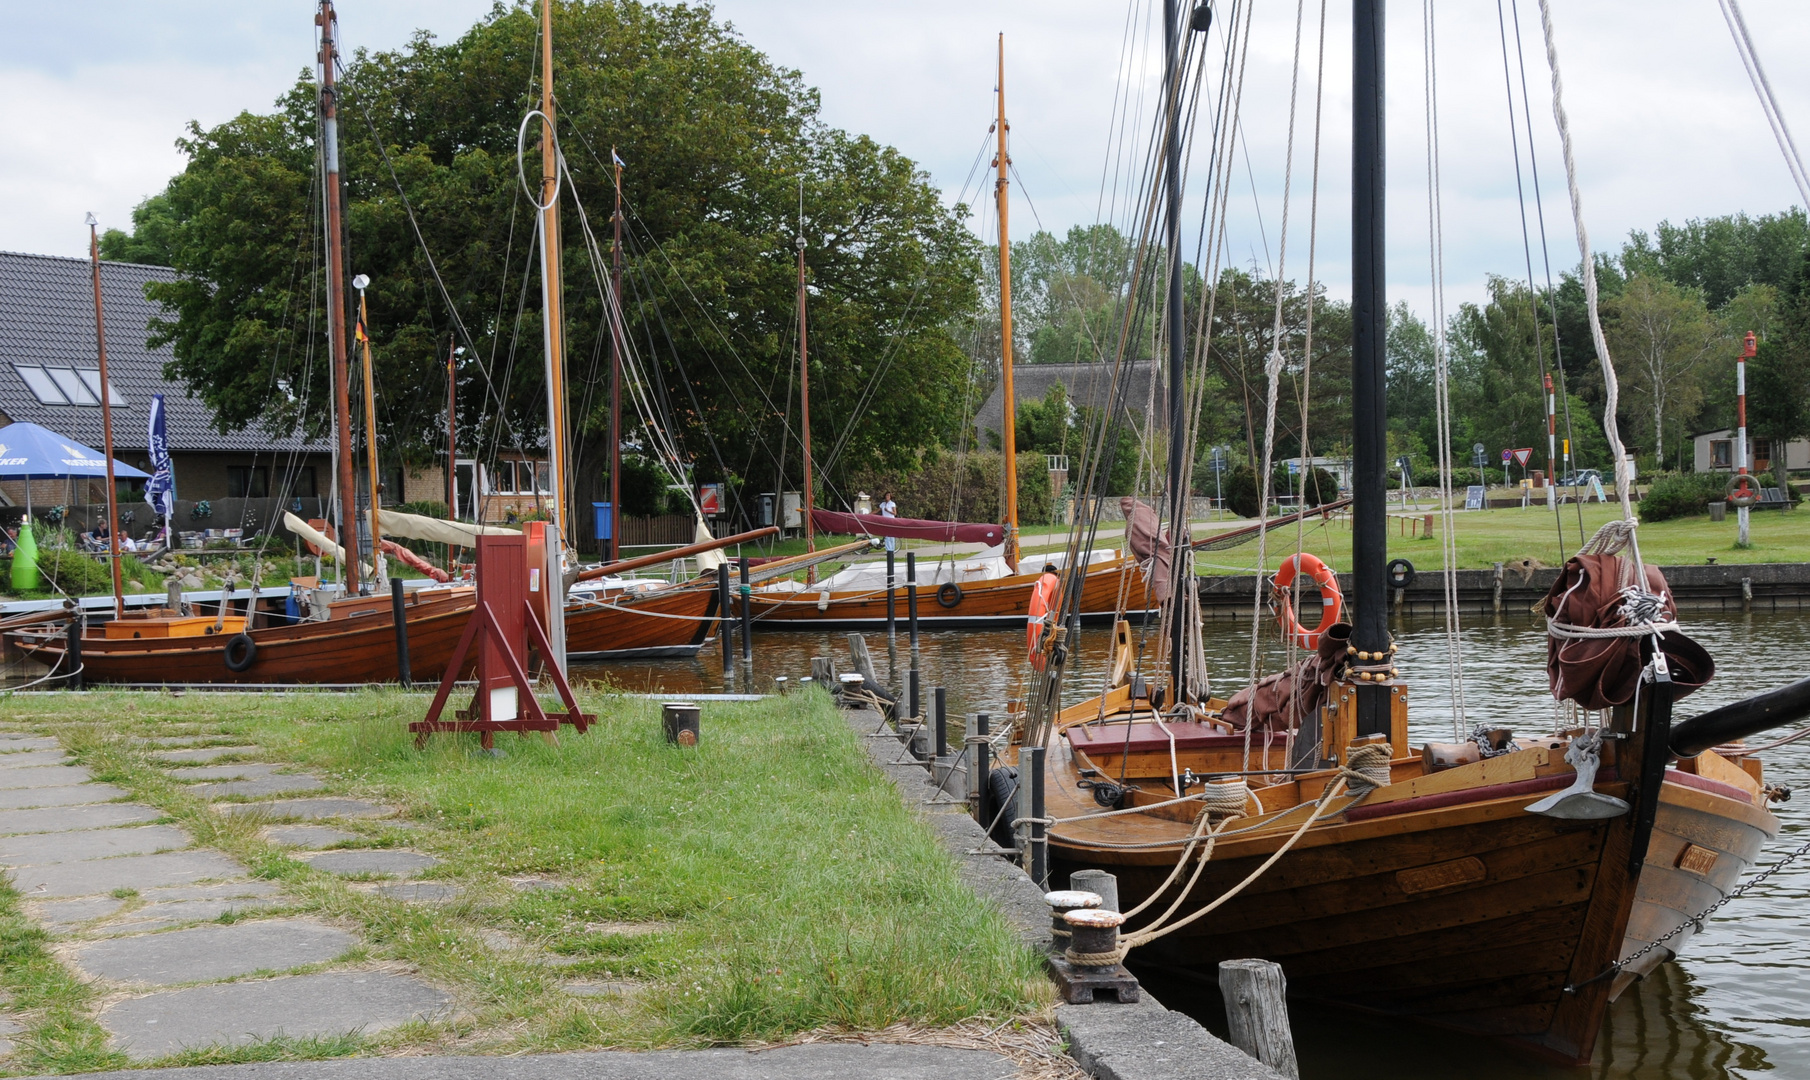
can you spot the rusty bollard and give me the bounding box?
[1044,890,1103,953]
[1063,907,1126,968]
[662,702,700,746]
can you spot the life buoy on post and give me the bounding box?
[1271,553,1344,650]
[1728,473,1761,508]
[1026,567,1061,669]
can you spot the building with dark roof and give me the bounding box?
[0,250,330,530]
[972,360,1163,449]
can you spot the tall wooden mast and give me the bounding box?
[994,34,1020,571]
[608,149,624,563]
[1351,0,1390,736]
[86,215,124,619]
[796,180,816,562]
[317,0,360,594]
[354,278,384,582]
[538,0,569,536]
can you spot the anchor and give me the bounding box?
[1526,728,1630,820]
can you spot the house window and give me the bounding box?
[485,460,549,495]
[227,466,269,499]
[279,466,316,499]
[1710,440,1733,469]
[12,365,126,407]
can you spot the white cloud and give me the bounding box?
[2,0,1805,322]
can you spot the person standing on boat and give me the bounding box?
[879,491,898,552]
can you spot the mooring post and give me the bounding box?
[738,556,753,663]
[907,666,920,722]
[809,656,833,684]
[1492,561,1504,615]
[717,563,734,678]
[390,577,412,688]
[971,712,991,823]
[1070,868,1120,913]
[66,613,84,691]
[933,686,948,758]
[905,551,919,649]
[886,548,897,643]
[1218,959,1300,1079]
[1019,744,1047,887]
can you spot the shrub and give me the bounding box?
[1639,471,1729,522]
[1222,465,1339,518]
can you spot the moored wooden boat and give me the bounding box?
[563,580,719,659]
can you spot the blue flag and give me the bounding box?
[145,393,175,517]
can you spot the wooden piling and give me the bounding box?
[1070,868,1119,912]
[1218,959,1299,1079]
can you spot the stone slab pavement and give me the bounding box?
[44,1043,1013,1080]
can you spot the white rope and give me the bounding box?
[1424,0,1466,737]
[1534,0,1642,573]
[1718,0,1810,210]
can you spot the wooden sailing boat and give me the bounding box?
[1020,1,1796,1065]
[750,36,1159,629]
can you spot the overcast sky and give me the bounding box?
[3,1,1805,322]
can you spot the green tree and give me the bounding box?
[1605,275,1721,469]
[102,0,980,547]
[1621,209,1810,309]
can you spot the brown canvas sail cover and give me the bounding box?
[1222,623,1351,732]
[1542,553,1713,711]
[809,510,1003,547]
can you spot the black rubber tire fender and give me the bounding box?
[987,766,1019,848]
[936,581,963,608]
[1386,558,1416,590]
[222,633,258,673]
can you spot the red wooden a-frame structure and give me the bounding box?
[411,533,593,748]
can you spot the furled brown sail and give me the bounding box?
[1542,553,1712,710]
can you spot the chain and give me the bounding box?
[1565,833,1810,993]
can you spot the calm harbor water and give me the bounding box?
[575,609,1810,1079]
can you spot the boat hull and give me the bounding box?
[747,556,1152,629]
[1050,773,1775,1064]
[6,594,476,686]
[563,584,719,659]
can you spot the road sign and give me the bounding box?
[1502,449,1512,463]
[1473,442,1486,456]
[1512,448,1534,467]
[1465,485,1486,510]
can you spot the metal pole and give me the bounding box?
[717,562,734,678]
[908,666,920,723]
[1352,0,1390,738]
[390,577,412,688]
[738,555,753,663]
[66,613,84,691]
[1738,331,1754,547]
[885,548,897,642]
[318,0,360,596]
[86,217,124,620]
[445,335,458,569]
[1020,744,1047,886]
[1163,0,1191,699]
[933,686,948,758]
[972,711,991,822]
[905,551,920,649]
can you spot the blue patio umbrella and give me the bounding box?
[0,421,149,519]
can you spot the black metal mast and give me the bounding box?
[1164,0,1190,698]
[1352,0,1390,735]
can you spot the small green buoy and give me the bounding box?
[10,520,39,591]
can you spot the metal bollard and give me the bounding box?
[739,557,753,663]
[1045,889,1103,952]
[908,666,920,723]
[933,686,948,758]
[1069,869,1120,913]
[1019,745,1047,887]
[886,549,897,642]
[390,577,412,688]
[717,563,733,678]
[1063,908,1125,965]
[662,701,700,745]
[905,551,919,649]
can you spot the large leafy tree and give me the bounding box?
[1605,275,1721,469]
[104,0,979,543]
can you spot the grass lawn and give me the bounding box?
[0,690,1049,1069]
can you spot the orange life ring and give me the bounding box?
[1027,571,1061,668]
[1271,553,1343,649]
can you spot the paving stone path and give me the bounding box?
[0,729,454,1060]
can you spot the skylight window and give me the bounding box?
[12,365,126,407]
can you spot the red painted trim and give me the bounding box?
[1664,769,1756,805]
[1343,770,1621,823]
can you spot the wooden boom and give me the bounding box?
[574,526,778,582]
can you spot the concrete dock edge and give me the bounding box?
[843,705,1288,1080]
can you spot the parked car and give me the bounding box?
[1558,469,1602,487]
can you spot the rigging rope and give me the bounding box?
[1718,0,1810,210]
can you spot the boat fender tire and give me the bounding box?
[1386,558,1416,590]
[936,582,963,608]
[987,766,1019,848]
[222,633,258,673]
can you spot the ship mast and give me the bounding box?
[608,149,624,563]
[354,277,385,583]
[1162,3,1188,695]
[995,34,1020,572]
[536,0,569,671]
[317,0,360,594]
[86,215,124,620]
[797,179,816,565]
[1351,0,1390,736]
